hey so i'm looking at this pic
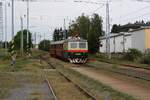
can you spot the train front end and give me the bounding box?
[66,39,88,63]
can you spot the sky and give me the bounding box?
[1,0,150,42]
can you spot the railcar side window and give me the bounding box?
[79,42,86,48]
[70,43,77,48]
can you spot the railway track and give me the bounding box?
[45,75,58,100]
[85,60,150,81]
[40,56,97,100]
[94,59,150,70]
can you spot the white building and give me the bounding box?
[0,1,3,42]
[100,32,131,53]
[99,27,150,53]
[131,27,150,52]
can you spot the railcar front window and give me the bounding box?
[70,43,77,48]
[79,42,86,48]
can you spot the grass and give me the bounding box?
[49,59,136,100]
[0,73,20,98]
[46,70,91,100]
[87,60,150,82]
[0,49,51,99]
[89,53,150,69]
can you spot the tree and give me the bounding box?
[68,14,90,39]
[53,28,65,41]
[53,29,59,41]
[88,14,103,53]
[8,29,33,53]
[111,24,120,33]
[77,14,90,39]
[38,40,50,51]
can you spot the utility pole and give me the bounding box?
[63,18,67,39]
[64,18,66,30]
[5,0,7,53]
[34,33,36,48]
[44,33,45,48]
[26,0,30,56]
[106,0,111,59]
[0,1,3,49]
[20,16,24,56]
[10,0,15,56]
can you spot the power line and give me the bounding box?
[115,5,150,20]
[114,11,150,23]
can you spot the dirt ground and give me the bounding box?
[72,67,150,100]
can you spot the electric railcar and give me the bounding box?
[50,37,88,63]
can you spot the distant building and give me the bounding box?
[0,2,3,42]
[99,27,150,53]
[131,27,150,52]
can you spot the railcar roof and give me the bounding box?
[50,38,87,45]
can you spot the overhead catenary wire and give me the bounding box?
[113,5,150,23]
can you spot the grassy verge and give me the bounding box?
[0,49,50,99]
[47,70,91,100]
[89,53,150,69]
[50,59,136,100]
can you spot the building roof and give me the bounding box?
[129,26,150,32]
[99,32,131,40]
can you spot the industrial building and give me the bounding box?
[0,1,3,43]
[99,27,150,53]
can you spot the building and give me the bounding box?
[0,1,3,43]
[99,27,150,53]
[131,27,150,52]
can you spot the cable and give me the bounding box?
[115,5,150,20]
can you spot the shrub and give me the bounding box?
[124,48,142,61]
[38,40,50,51]
[141,53,150,64]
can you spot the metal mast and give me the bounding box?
[106,0,111,59]
[20,16,24,56]
[0,1,3,48]
[27,0,30,56]
[5,0,7,52]
[10,0,15,55]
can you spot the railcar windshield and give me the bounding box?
[70,42,77,48]
[79,42,86,48]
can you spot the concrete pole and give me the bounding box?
[44,33,45,48]
[5,0,7,53]
[12,0,14,40]
[106,0,111,59]
[27,0,29,55]
[20,16,24,56]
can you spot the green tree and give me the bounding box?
[68,14,90,39]
[111,24,120,33]
[53,28,64,41]
[38,40,50,51]
[53,29,59,41]
[8,29,33,53]
[88,14,103,53]
[77,14,90,39]
[124,48,142,61]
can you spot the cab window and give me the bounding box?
[79,42,86,48]
[70,43,77,48]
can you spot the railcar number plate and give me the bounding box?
[75,53,81,55]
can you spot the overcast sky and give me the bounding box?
[1,0,150,42]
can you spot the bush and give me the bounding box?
[124,48,142,61]
[141,53,150,64]
[38,40,50,51]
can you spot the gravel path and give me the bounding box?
[72,67,150,100]
[6,83,55,100]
